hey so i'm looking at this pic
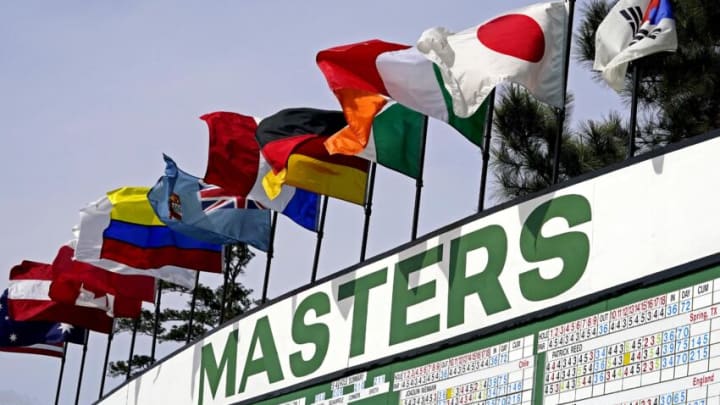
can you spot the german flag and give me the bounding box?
[256,108,370,205]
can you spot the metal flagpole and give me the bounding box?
[54,343,68,405]
[126,317,139,380]
[186,271,201,344]
[478,90,496,212]
[261,211,279,304]
[360,163,377,261]
[628,63,641,158]
[98,322,114,399]
[219,249,230,325]
[150,283,163,362]
[551,0,576,185]
[310,196,329,282]
[74,330,90,405]
[411,117,429,241]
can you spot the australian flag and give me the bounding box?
[0,290,85,358]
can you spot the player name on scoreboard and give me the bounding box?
[279,336,536,405]
[392,335,535,405]
[538,279,720,405]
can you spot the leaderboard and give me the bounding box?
[278,335,535,405]
[266,268,720,405]
[538,278,720,405]
[392,335,535,405]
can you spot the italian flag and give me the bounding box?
[317,39,489,166]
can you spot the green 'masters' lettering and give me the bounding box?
[338,268,388,357]
[519,194,592,301]
[447,225,511,328]
[290,292,331,377]
[390,246,443,345]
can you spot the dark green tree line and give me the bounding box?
[492,0,720,199]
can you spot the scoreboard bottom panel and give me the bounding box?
[258,264,720,405]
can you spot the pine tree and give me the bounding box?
[493,0,719,199]
[576,0,720,145]
[491,85,627,199]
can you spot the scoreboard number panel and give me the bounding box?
[538,277,720,405]
[260,265,720,405]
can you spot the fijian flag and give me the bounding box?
[0,290,85,358]
[594,0,677,91]
[148,155,272,251]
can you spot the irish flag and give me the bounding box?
[318,40,488,155]
[317,1,567,159]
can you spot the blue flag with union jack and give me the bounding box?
[148,155,271,251]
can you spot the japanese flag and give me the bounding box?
[417,1,568,118]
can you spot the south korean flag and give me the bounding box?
[594,0,677,91]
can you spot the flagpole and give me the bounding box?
[74,329,90,405]
[219,244,231,325]
[54,343,67,405]
[126,317,139,380]
[261,211,279,304]
[186,271,201,344]
[411,117,429,240]
[360,163,377,261]
[551,0,576,185]
[311,196,329,282]
[150,283,163,362]
[478,90,496,212]
[628,63,641,158]
[98,322,114,400]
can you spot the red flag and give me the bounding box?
[8,261,114,334]
[201,112,261,196]
[50,245,155,304]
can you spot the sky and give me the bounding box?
[0,1,622,404]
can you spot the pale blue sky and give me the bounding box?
[0,1,621,403]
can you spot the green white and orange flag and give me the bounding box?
[316,40,488,158]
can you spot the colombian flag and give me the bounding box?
[100,187,222,273]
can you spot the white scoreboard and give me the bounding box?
[97,133,720,405]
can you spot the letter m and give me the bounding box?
[198,330,238,405]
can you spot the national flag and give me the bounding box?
[201,111,322,232]
[0,290,85,358]
[74,187,223,289]
[418,1,567,113]
[7,261,114,333]
[49,244,150,318]
[317,40,488,155]
[148,155,271,251]
[594,0,678,91]
[256,108,371,206]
